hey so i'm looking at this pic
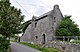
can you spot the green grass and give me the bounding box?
[19,42,62,52]
[71,40,80,44]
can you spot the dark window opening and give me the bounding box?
[35,22,37,28]
[35,36,38,39]
[42,34,45,44]
[54,17,56,22]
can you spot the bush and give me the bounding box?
[72,40,80,44]
[0,37,10,52]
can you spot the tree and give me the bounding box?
[22,20,31,33]
[56,15,80,36]
[0,0,24,38]
[0,0,24,51]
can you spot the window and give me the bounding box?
[42,34,45,44]
[35,22,37,28]
[54,17,56,22]
[35,36,38,39]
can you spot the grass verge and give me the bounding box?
[18,42,62,52]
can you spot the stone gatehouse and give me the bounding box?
[20,5,63,44]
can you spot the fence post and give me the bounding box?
[76,36,78,41]
[68,36,69,42]
[63,36,65,41]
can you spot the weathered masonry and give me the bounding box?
[20,5,63,44]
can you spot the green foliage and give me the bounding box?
[41,48,60,52]
[56,15,80,36]
[72,40,80,44]
[22,20,31,33]
[0,0,24,37]
[0,0,24,52]
[0,37,10,52]
[19,42,61,52]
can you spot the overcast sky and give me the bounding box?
[10,0,80,28]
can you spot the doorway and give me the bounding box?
[42,34,45,44]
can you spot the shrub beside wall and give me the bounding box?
[0,37,10,52]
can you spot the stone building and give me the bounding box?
[20,5,63,44]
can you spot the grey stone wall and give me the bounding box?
[20,24,32,42]
[48,41,80,52]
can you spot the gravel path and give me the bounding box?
[10,42,41,52]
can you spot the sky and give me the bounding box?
[10,0,80,28]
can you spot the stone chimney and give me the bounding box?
[54,4,59,9]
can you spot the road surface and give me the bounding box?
[10,42,41,52]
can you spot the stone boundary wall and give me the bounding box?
[46,41,80,52]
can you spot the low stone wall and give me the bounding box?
[46,41,80,52]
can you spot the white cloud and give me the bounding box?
[10,0,80,28]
